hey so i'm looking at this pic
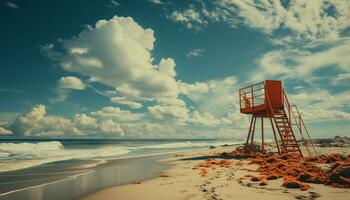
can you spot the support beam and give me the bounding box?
[270,118,280,154]
[261,117,264,153]
[245,116,254,148]
[249,116,256,152]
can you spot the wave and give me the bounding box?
[0,141,130,172]
[0,141,63,152]
[0,140,242,173]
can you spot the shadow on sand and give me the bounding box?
[180,153,254,161]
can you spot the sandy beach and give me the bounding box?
[81,138,350,200]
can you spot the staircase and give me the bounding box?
[272,108,302,155]
[265,89,317,157]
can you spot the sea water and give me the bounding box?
[0,139,241,172]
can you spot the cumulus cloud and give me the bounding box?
[5,104,128,138]
[178,81,209,96]
[99,119,124,136]
[58,76,86,90]
[9,105,82,137]
[147,98,189,124]
[43,16,179,102]
[110,97,142,109]
[73,114,97,129]
[91,106,143,122]
[190,111,221,127]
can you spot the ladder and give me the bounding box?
[272,108,302,155]
[265,89,317,157]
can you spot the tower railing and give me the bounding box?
[239,82,265,112]
[282,91,317,156]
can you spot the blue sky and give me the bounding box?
[0,0,349,139]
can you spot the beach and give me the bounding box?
[81,138,350,200]
[0,139,241,200]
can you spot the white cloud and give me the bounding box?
[9,105,82,137]
[289,90,350,121]
[190,111,221,127]
[332,74,350,86]
[168,1,350,44]
[110,97,142,109]
[169,5,208,30]
[99,119,124,136]
[252,39,350,81]
[73,114,97,129]
[91,106,143,122]
[58,76,86,90]
[147,98,189,124]
[5,105,128,138]
[219,0,350,43]
[148,0,163,5]
[5,1,19,9]
[0,127,12,135]
[178,81,209,96]
[108,0,119,9]
[43,16,179,102]
[186,48,204,58]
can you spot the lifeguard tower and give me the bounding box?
[239,80,316,157]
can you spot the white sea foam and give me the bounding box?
[0,141,130,172]
[0,140,242,172]
[0,141,63,152]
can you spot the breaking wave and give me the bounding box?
[0,140,242,172]
[0,141,130,172]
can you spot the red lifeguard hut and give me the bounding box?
[239,80,316,157]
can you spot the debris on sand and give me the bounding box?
[160,172,170,178]
[282,177,310,191]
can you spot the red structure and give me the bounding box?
[239,80,316,157]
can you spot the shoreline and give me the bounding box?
[80,143,350,200]
[0,154,171,200]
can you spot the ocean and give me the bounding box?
[0,139,242,200]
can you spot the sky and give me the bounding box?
[0,0,349,139]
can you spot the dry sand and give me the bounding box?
[80,141,350,200]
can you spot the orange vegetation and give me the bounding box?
[234,151,349,190]
[192,151,350,190]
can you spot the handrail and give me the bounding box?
[293,106,317,155]
[239,82,265,110]
[283,91,317,156]
[239,81,264,90]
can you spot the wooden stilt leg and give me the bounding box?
[270,118,280,154]
[245,116,254,151]
[250,116,256,152]
[261,117,264,153]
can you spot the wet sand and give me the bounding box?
[0,155,168,200]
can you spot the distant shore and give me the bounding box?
[81,137,350,200]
